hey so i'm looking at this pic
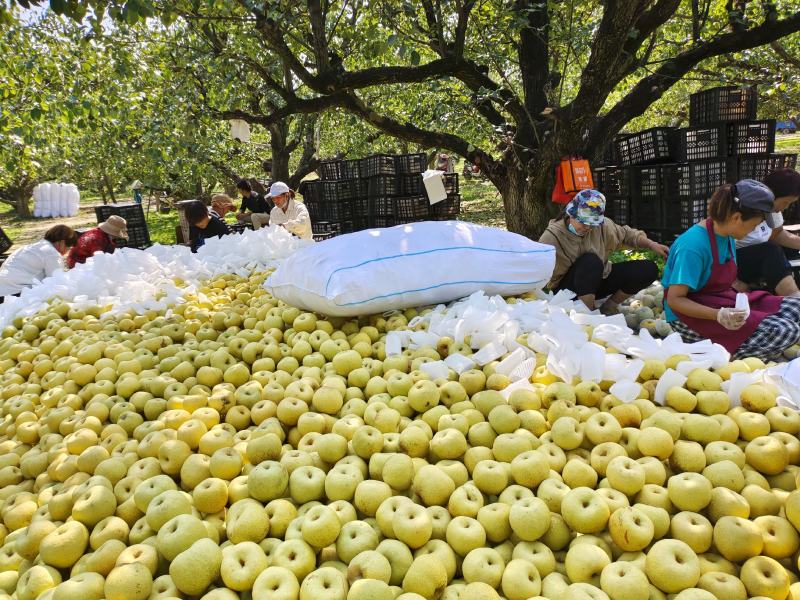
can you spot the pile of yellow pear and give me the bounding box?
[0,270,799,600]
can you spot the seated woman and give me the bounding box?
[210,194,236,220]
[185,200,231,253]
[0,225,78,303]
[67,216,127,268]
[735,168,800,296]
[663,179,800,362]
[268,182,313,240]
[539,189,668,314]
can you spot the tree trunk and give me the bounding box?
[13,189,32,218]
[270,122,291,183]
[498,164,556,239]
[103,172,116,203]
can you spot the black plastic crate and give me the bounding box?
[318,160,342,180]
[0,227,11,254]
[607,197,630,225]
[398,174,423,196]
[341,159,361,179]
[662,159,736,199]
[592,167,608,194]
[602,139,621,166]
[689,86,758,127]
[784,202,800,226]
[305,198,353,222]
[395,153,427,174]
[117,226,151,250]
[726,120,776,156]
[632,166,664,199]
[442,173,459,195]
[615,128,675,165]
[394,196,430,221]
[95,203,147,227]
[605,167,632,197]
[673,125,727,162]
[300,180,355,203]
[368,175,399,197]
[738,153,798,181]
[352,217,369,232]
[352,196,370,218]
[370,197,395,217]
[368,216,396,229]
[631,198,664,229]
[312,221,343,236]
[429,194,460,219]
[361,155,396,178]
[672,197,708,230]
[397,172,459,198]
[353,179,369,198]
[648,229,681,245]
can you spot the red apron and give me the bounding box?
[665,218,782,353]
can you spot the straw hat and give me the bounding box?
[99,215,128,240]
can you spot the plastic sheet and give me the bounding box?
[420,361,449,380]
[654,369,688,406]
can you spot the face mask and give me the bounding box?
[568,222,586,236]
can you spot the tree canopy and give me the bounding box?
[1,1,799,235]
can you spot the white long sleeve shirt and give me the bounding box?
[269,198,313,240]
[0,239,64,296]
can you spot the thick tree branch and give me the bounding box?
[569,0,681,119]
[595,11,800,150]
[771,40,800,68]
[453,0,475,56]
[511,0,554,167]
[337,91,500,176]
[306,0,330,72]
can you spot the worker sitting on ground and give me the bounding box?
[663,179,800,362]
[185,200,231,253]
[67,216,127,268]
[538,189,668,314]
[735,168,800,296]
[236,179,270,230]
[0,225,78,302]
[268,182,313,241]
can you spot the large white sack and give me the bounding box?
[265,220,556,317]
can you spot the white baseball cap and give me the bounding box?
[268,181,291,197]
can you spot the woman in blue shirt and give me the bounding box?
[663,179,800,361]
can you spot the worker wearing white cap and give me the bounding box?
[268,181,313,240]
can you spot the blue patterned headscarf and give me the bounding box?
[566,189,606,226]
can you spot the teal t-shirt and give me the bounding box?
[661,223,736,322]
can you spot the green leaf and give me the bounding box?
[50,0,67,15]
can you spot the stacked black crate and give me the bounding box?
[365,153,460,227]
[608,128,676,231]
[305,153,461,235]
[302,158,361,235]
[667,86,798,232]
[94,203,151,249]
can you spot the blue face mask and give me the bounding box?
[568,222,585,236]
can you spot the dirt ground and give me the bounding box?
[1,206,103,252]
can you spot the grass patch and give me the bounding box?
[459,179,505,228]
[775,132,800,155]
[145,210,182,246]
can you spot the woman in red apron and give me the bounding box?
[663,180,800,362]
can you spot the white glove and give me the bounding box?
[717,307,748,330]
